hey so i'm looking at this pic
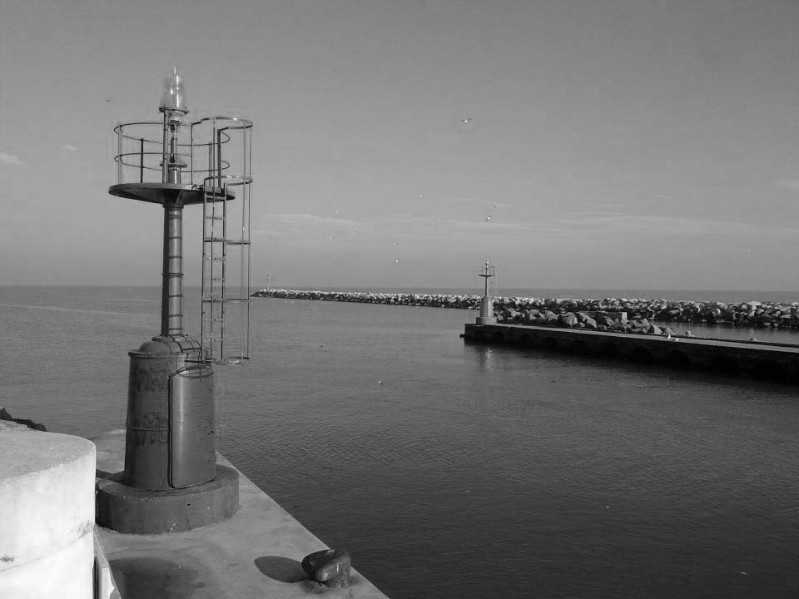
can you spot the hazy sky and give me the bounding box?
[3,0,799,291]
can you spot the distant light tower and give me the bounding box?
[96,70,253,534]
[476,260,497,325]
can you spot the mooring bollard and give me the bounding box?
[301,548,352,591]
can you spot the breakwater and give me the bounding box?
[254,288,481,308]
[253,289,799,330]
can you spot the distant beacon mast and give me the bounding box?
[476,260,497,325]
[97,70,253,534]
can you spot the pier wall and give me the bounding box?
[463,323,799,384]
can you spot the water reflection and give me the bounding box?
[475,346,494,370]
[466,343,529,371]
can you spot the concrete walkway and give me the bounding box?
[94,430,388,599]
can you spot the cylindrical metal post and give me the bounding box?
[161,113,169,183]
[161,201,183,337]
[116,123,122,183]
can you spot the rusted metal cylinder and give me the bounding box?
[124,337,215,490]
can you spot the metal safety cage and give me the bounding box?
[112,116,248,189]
[192,116,253,365]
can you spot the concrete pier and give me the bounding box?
[93,430,388,599]
[463,323,799,383]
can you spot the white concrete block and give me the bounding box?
[0,532,94,599]
[0,430,96,599]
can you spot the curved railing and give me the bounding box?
[112,115,251,187]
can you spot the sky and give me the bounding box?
[3,0,799,292]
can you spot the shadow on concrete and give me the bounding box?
[254,556,308,583]
[110,557,204,599]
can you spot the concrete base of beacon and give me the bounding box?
[96,467,239,534]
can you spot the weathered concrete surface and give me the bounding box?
[464,323,799,383]
[94,430,388,599]
[94,532,122,599]
[0,428,96,599]
[96,465,239,534]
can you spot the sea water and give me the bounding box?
[1,286,798,598]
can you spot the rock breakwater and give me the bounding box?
[253,289,799,330]
[254,288,479,308]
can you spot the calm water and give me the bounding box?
[2,286,799,598]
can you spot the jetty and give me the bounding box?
[462,322,799,384]
[93,430,387,598]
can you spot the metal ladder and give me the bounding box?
[197,116,253,365]
[200,178,251,364]
[201,179,227,362]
